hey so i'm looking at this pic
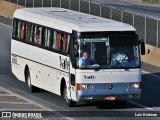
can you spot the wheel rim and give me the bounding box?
[27,75,31,88]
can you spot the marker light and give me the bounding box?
[76,84,81,90]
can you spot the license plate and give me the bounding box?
[104,96,116,101]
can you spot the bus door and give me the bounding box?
[69,34,78,101]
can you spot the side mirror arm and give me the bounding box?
[139,39,145,55]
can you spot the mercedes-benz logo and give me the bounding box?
[108,85,113,90]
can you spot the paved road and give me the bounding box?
[0,23,160,120]
[89,0,160,18]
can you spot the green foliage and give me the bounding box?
[142,0,160,4]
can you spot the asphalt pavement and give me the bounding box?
[89,0,160,19]
[0,16,12,26]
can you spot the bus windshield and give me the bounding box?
[77,35,141,69]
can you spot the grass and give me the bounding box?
[142,0,160,4]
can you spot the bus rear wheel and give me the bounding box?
[63,84,76,107]
[26,70,36,93]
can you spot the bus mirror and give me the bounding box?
[72,30,78,40]
[72,35,77,40]
[140,40,145,55]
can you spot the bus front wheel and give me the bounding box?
[63,84,75,107]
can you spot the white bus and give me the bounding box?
[11,7,145,107]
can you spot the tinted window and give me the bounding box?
[56,32,62,50]
[26,22,34,42]
[12,19,70,55]
[12,19,17,37]
[43,28,51,47]
[52,31,57,49]
[17,21,25,40]
[34,25,42,45]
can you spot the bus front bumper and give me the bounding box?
[76,89,141,102]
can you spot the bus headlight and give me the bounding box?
[81,84,94,89]
[81,84,87,89]
[130,83,140,89]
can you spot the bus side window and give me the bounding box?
[26,22,33,42]
[62,33,68,53]
[66,35,70,53]
[17,21,25,40]
[52,31,57,49]
[12,19,17,38]
[34,26,42,45]
[43,28,51,47]
[56,32,62,50]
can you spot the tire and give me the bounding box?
[63,84,76,107]
[26,70,36,93]
[116,100,127,106]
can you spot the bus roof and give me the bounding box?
[13,7,136,33]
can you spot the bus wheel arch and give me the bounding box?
[60,78,65,97]
[24,65,29,83]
